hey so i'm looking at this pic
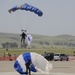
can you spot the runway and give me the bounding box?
[0,61,75,75]
[0,72,75,75]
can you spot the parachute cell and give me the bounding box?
[8,3,43,17]
[14,52,53,74]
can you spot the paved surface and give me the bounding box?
[0,61,75,75]
[0,72,75,75]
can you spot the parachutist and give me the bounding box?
[20,32,27,44]
[14,52,52,74]
[25,59,31,75]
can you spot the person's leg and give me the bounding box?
[22,38,25,44]
[23,39,25,44]
[21,38,22,44]
[29,68,31,75]
[26,67,28,75]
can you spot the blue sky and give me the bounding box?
[0,0,75,36]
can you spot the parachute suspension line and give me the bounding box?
[12,13,25,33]
[8,3,43,33]
[15,13,24,32]
[15,13,28,33]
[9,14,21,33]
[9,10,25,33]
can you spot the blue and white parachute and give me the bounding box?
[8,3,43,17]
[26,35,32,46]
[14,52,53,74]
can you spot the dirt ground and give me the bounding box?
[0,61,75,73]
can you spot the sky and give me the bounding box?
[0,0,75,36]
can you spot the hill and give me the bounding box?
[0,32,75,49]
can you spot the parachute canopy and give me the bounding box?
[26,35,32,46]
[14,52,53,74]
[8,3,43,17]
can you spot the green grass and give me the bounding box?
[0,32,75,49]
[0,48,75,57]
[0,33,75,57]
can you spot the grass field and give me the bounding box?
[0,32,75,57]
[0,48,75,57]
